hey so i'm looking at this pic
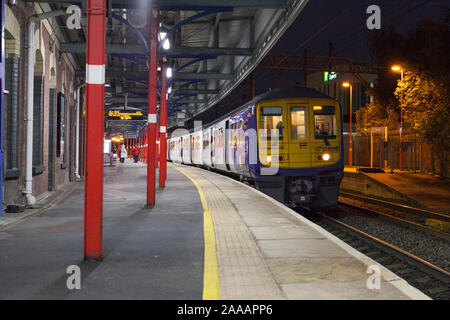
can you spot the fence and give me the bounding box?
[343,131,450,178]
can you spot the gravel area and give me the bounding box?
[325,205,450,272]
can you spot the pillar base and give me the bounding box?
[24,193,36,206]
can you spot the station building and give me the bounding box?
[306,69,377,133]
[3,3,82,207]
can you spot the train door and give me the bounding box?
[180,137,183,161]
[210,127,214,167]
[225,120,231,171]
[288,104,312,168]
[189,134,193,163]
[258,104,288,168]
[237,120,244,172]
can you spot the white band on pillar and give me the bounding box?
[148,114,157,123]
[160,126,166,133]
[86,64,105,85]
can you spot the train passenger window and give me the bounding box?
[239,120,243,146]
[219,128,224,148]
[314,106,337,139]
[260,107,283,140]
[290,107,306,140]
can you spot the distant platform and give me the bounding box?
[343,167,450,212]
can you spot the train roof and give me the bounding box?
[211,86,336,125]
[245,86,334,107]
[169,86,336,136]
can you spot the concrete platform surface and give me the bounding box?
[172,164,430,300]
[0,159,431,300]
[0,160,204,299]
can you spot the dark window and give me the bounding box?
[57,93,66,164]
[5,58,19,171]
[33,76,44,167]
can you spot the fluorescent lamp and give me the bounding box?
[159,32,170,50]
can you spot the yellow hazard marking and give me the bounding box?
[173,166,220,300]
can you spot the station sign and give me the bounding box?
[108,110,144,121]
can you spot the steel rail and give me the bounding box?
[339,191,450,221]
[309,208,450,294]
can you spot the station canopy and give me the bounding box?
[27,0,309,134]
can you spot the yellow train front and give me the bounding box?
[229,86,344,208]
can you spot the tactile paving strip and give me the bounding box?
[174,164,284,300]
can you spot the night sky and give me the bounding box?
[272,0,448,61]
[246,0,448,92]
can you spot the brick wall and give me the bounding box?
[3,5,79,205]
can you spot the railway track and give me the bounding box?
[339,192,450,241]
[302,207,450,300]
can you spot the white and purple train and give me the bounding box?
[168,86,344,208]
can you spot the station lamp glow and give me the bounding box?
[391,65,405,171]
[342,81,353,167]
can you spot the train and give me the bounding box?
[168,86,344,208]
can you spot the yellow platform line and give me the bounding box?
[172,165,220,300]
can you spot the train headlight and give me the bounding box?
[322,153,331,161]
[267,155,272,163]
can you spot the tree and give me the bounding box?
[395,70,449,139]
[358,13,449,175]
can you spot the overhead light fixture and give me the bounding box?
[158,32,170,50]
[166,67,173,78]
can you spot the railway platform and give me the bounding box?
[342,167,450,212]
[0,161,429,300]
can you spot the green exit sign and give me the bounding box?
[324,71,337,82]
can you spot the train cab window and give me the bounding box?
[290,107,307,140]
[314,106,337,139]
[260,107,284,140]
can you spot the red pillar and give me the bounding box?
[147,9,159,206]
[159,57,168,187]
[156,136,159,168]
[84,0,106,260]
[140,131,143,162]
[145,128,148,163]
